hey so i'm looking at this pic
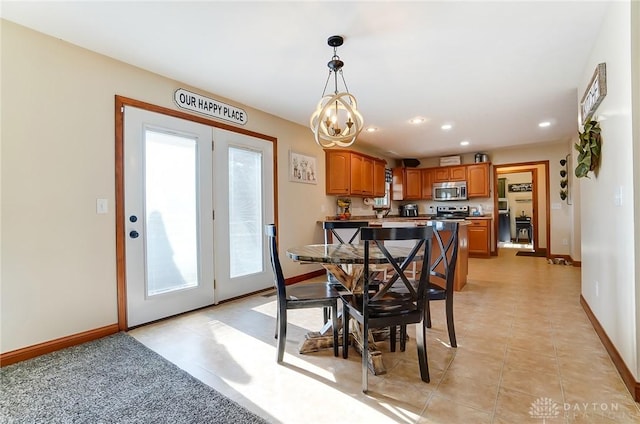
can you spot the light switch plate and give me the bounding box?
[96,198,108,214]
[551,203,561,210]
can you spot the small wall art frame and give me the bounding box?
[289,151,317,184]
[508,183,532,192]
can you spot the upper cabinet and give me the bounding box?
[325,150,351,195]
[421,168,434,200]
[433,165,466,182]
[392,168,422,200]
[325,150,386,197]
[373,160,386,197]
[392,162,491,200]
[466,163,490,198]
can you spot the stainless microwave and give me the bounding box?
[433,181,468,201]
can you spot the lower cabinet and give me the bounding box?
[467,219,491,256]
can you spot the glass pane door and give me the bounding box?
[228,147,263,278]
[145,130,199,296]
[124,106,214,328]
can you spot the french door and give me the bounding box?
[122,104,275,327]
[124,106,214,327]
[213,129,275,301]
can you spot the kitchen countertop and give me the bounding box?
[321,214,492,223]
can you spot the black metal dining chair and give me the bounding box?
[322,221,370,288]
[265,224,339,362]
[322,220,370,245]
[390,221,460,351]
[340,225,434,392]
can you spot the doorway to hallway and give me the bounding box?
[493,161,550,257]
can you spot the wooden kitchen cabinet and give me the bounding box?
[405,168,422,199]
[433,165,466,182]
[350,154,364,195]
[325,149,385,197]
[360,156,375,196]
[467,218,491,256]
[325,150,350,195]
[373,159,386,197]
[467,163,490,198]
[421,168,434,200]
[391,167,421,200]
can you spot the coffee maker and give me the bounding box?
[399,204,418,217]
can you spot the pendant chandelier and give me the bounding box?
[309,35,364,148]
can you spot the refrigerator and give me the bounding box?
[499,211,511,242]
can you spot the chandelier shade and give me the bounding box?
[310,35,363,148]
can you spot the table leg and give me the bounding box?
[322,264,364,293]
[297,263,387,375]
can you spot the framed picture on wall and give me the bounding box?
[508,183,532,192]
[289,151,317,184]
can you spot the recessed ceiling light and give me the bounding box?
[409,117,425,124]
[441,124,453,130]
[538,121,551,128]
[365,127,378,132]
[460,140,470,146]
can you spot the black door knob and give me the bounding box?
[129,230,139,239]
[129,215,138,223]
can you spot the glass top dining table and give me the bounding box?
[286,243,420,293]
[286,242,421,375]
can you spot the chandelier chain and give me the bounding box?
[321,71,332,97]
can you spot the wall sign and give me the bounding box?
[174,88,247,125]
[579,63,606,126]
[508,183,532,192]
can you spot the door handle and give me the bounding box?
[129,215,138,223]
[129,230,139,239]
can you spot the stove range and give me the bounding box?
[436,205,469,220]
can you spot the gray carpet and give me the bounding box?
[0,332,270,423]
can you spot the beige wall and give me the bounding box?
[0,20,391,353]
[578,2,637,379]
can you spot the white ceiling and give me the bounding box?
[1,1,609,159]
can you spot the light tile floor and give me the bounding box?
[130,249,640,424]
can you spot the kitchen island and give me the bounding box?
[319,216,470,291]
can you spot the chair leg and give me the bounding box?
[323,306,330,325]
[425,299,432,328]
[389,325,396,352]
[274,308,279,339]
[446,296,457,348]
[342,304,350,359]
[416,322,430,383]
[331,301,339,357]
[276,305,287,363]
[362,319,369,393]
[400,324,407,352]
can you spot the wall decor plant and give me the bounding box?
[574,119,602,178]
[559,156,570,203]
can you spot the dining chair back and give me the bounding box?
[340,225,434,392]
[265,224,339,362]
[322,221,370,286]
[426,220,460,347]
[391,221,460,351]
[323,221,370,245]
